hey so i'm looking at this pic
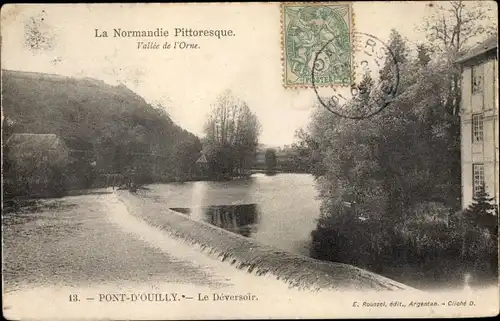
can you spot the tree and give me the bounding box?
[203,90,261,177]
[464,186,498,236]
[264,148,277,171]
[307,27,484,275]
[457,186,498,278]
[422,1,495,55]
[171,136,203,181]
[421,0,495,116]
[306,3,498,284]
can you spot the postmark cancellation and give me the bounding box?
[281,2,353,88]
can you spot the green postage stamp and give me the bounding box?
[281,3,353,88]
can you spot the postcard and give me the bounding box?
[1,2,499,320]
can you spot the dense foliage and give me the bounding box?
[203,90,261,179]
[2,70,201,197]
[305,2,497,288]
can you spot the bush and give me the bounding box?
[463,187,498,237]
[310,200,498,286]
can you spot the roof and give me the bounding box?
[456,34,498,64]
[195,153,208,163]
[5,133,65,150]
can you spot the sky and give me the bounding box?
[1,2,495,146]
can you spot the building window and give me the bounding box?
[471,65,483,94]
[472,163,485,197]
[472,113,483,143]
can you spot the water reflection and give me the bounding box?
[170,204,260,237]
[190,181,208,221]
[148,174,320,255]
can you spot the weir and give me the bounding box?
[116,191,418,292]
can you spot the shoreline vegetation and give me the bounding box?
[1,70,305,201]
[1,71,269,201]
[300,11,498,289]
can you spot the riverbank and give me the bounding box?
[3,191,335,319]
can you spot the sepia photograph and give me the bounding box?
[1,2,499,319]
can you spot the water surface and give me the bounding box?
[142,173,321,256]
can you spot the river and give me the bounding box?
[140,173,321,256]
[5,172,493,293]
[136,173,496,291]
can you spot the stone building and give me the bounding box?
[457,35,498,209]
